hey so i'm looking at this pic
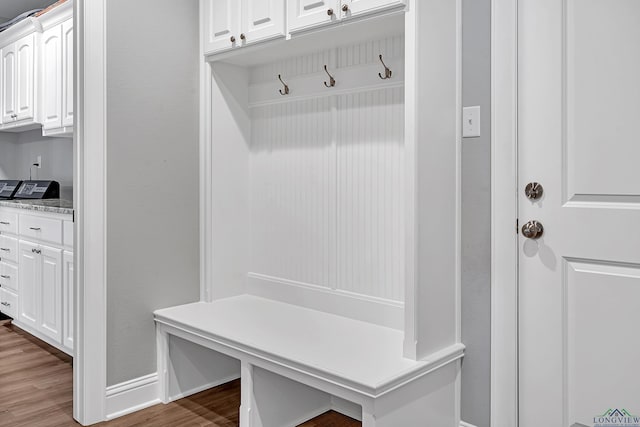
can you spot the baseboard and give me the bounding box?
[460,421,478,427]
[168,374,240,402]
[331,396,362,421]
[105,373,161,420]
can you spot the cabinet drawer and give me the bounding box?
[0,211,18,235]
[19,215,63,245]
[0,262,18,292]
[0,235,18,263]
[0,287,17,318]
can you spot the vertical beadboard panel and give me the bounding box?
[250,97,333,288]
[336,87,405,301]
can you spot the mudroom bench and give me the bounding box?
[155,295,464,427]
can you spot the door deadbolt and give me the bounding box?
[521,220,544,239]
[525,182,544,200]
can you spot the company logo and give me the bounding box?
[593,409,640,427]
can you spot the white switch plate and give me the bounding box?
[463,106,481,138]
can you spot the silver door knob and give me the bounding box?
[521,220,544,239]
[327,8,334,15]
[525,182,544,200]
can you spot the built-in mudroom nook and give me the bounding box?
[0,0,75,358]
[154,1,462,426]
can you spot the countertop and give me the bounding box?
[0,199,74,215]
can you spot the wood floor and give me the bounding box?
[0,323,361,427]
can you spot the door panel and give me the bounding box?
[518,0,640,425]
[42,26,62,130]
[241,0,285,44]
[202,0,241,54]
[16,34,35,121]
[40,245,62,342]
[288,0,340,33]
[18,241,39,329]
[62,19,74,127]
[342,0,405,18]
[1,45,16,124]
[63,251,74,351]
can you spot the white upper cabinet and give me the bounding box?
[42,25,63,130]
[288,0,340,33]
[1,44,17,124]
[61,19,74,128]
[341,0,406,18]
[202,0,241,54]
[241,0,286,45]
[15,34,36,122]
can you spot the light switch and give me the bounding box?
[463,106,481,138]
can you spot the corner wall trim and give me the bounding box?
[105,373,161,420]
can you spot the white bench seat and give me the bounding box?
[155,295,464,426]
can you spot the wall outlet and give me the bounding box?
[463,106,481,138]
[36,155,42,168]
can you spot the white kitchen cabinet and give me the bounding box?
[341,0,405,18]
[0,33,38,129]
[61,19,74,128]
[41,25,63,130]
[202,0,285,55]
[19,240,63,344]
[1,44,17,124]
[62,251,73,351]
[288,0,339,33]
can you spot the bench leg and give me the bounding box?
[240,361,255,427]
[156,327,170,403]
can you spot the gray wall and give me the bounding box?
[0,130,73,199]
[461,0,492,425]
[106,0,200,386]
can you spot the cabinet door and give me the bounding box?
[202,0,241,54]
[62,19,74,128]
[16,34,35,122]
[340,0,405,18]
[42,25,63,130]
[40,245,62,343]
[18,241,39,329]
[241,0,285,44]
[62,251,74,351]
[288,0,340,33]
[1,44,17,124]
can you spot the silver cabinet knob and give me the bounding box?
[525,182,544,200]
[327,8,334,15]
[230,36,236,43]
[521,220,544,239]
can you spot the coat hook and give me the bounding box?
[278,74,290,96]
[323,65,336,88]
[378,54,392,80]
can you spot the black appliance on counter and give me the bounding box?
[0,180,23,199]
[14,180,60,199]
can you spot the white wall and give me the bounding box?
[0,130,73,199]
[105,0,200,386]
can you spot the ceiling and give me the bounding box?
[0,0,55,23]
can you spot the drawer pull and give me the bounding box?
[31,248,42,255]
[0,222,9,225]
[0,248,9,252]
[0,275,9,279]
[29,227,42,231]
[1,301,9,307]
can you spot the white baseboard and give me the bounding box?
[331,396,362,421]
[105,373,161,420]
[168,374,240,402]
[460,421,478,427]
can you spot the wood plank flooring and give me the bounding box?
[0,323,361,427]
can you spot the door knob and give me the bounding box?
[525,182,543,200]
[342,4,349,12]
[327,8,334,15]
[521,220,544,239]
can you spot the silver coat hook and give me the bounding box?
[378,54,392,80]
[323,65,336,88]
[278,74,290,95]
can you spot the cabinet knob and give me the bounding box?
[342,4,349,12]
[0,275,10,279]
[1,301,10,307]
[29,227,41,231]
[240,33,246,41]
[230,35,236,43]
[0,222,10,225]
[0,248,9,252]
[327,8,334,16]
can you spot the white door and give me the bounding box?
[40,245,62,342]
[241,0,285,45]
[1,44,17,124]
[16,34,35,121]
[18,241,40,329]
[42,25,63,130]
[62,19,74,128]
[62,251,74,351]
[340,0,405,18]
[518,1,640,426]
[288,0,340,33]
[202,0,241,55]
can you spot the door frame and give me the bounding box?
[490,0,519,426]
[74,0,108,424]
